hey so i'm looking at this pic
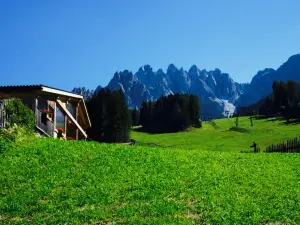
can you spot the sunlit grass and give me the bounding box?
[0,133,299,224]
[132,116,300,152]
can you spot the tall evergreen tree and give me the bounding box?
[130,108,140,126]
[86,88,131,143]
[139,94,201,133]
[189,95,201,127]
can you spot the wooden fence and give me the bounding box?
[265,138,300,153]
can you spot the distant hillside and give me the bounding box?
[238,54,300,106]
[72,54,300,118]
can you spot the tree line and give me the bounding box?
[139,94,201,133]
[86,90,202,142]
[86,88,131,143]
[238,80,300,121]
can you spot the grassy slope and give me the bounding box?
[132,117,300,151]
[0,137,300,224]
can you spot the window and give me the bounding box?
[67,102,76,118]
[56,106,65,129]
[37,98,47,111]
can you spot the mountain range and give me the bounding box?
[72,54,300,118]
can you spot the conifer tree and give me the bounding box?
[86,88,131,143]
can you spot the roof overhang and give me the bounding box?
[0,84,91,128]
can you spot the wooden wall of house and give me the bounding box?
[35,96,55,137]
[0,92,88,140]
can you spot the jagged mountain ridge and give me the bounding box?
[74,65,248,118]
[72,54,300,118]
[106,64,249,118]
[71,87,95,100]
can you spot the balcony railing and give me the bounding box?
[36,110,54,137]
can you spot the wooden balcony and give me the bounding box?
[36,109,54,137]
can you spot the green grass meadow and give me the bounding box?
[0,117,300,224]
[132,116,300,152]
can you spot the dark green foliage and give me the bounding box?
[240,80,300,120]
[189,95,201,128]
[86,88,131,143]
[140,94,201,133]
[130,108,140,126]
[2,99,35,130]
[269,80,300,120]
[140,101,154,128]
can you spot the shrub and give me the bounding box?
[210,120,219,129]
[0,125,34,154]
[3,99,36,130]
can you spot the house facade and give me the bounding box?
[0,85,91,140]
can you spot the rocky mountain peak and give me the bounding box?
[74,54,300,119]
[167,64,179,74]
[188,65,201,81]
[71,87,94,100]
[156,68,165,75]
[138,64,153,73]
[188,65,200,74]
[103,63,247,117]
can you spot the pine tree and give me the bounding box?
[86,88,131,143]
[139,94,201,133]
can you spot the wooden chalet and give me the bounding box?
[0,85,91,140]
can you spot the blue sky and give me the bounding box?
[1,0,299,91]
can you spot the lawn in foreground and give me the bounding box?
[132,116,300,151]
[0,138,299,224]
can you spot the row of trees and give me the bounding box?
[86,89,131,143]
[130,108,140,127]
[87,90,201,141]
[239,80,300,120]
[139,94,201,133]
[260,80,300,119]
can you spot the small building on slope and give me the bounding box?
[0,85,91,140]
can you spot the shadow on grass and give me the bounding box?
[228,126,251,133]
[265,117,284,122]
[252,115,280,120]
[279,118,300,126]
[132,126,189,134]
[253,115,300,125]
[136,141,181,149]
[259,116,300,125]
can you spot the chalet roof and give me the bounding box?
[0,84,91,127]
[0,84,83,99]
